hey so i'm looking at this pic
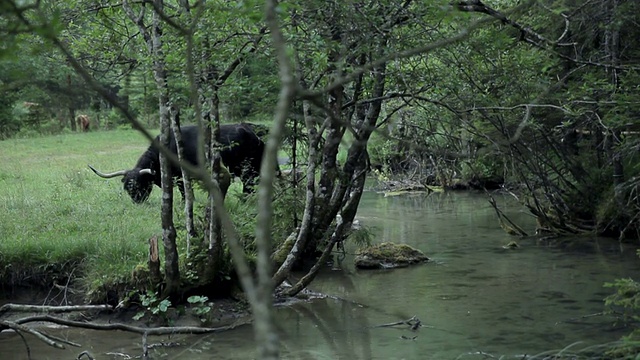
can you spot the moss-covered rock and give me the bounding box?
[354,242,429,269]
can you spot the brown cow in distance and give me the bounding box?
[76,115,90,132]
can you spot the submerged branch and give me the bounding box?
[0,319,69,349]
[486,192,528,236]
[374,316,421,329]
[0,303,112,316]
[13,314,251,335]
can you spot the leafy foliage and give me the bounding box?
[3,1,640,354]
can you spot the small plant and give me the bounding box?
[133,291,172,323]
[347,225,374,248]
[603,273,640,357]
[188,295,212,324]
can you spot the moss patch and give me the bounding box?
[355,242,428,269]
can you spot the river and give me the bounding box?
[2,191,640,359]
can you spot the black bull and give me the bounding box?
[88,123,272,203]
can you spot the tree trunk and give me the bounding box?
[68,107,76,132]
[272,97,319,286]
[67,75,77,132]
[285,152,368,296]
[170,106,196,257]
[122,0,180,299]
[151,2,180,299]
[205,90,224,283]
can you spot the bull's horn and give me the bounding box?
[139,168,155,175]
[88,164,127,178]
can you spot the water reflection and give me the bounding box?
[1,191,639,359]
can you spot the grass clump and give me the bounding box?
[0,129,159,300]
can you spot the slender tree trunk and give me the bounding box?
[286,51,386,294]
[206,90,223,282]
[291,104,300,227]
[123,0,180,299]
[67,75,77,132]
[272,96,319,286]
[170,106,196,257]
[604,0,623,198]
[68,107,76,132]
[311,32,346,254]
[285,155,368,296]
[151,1,180,299]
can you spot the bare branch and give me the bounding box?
[302,15,495,100]
[454,0,640,71]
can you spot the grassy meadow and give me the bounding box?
[0,129,189,298]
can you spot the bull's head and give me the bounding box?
[88,165,155,203]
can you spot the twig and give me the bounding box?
[16,330,31,360]
[556,312,604,325]
[77,351,96,360]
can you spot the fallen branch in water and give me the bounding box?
[486,191,528,236]
[0,303,112,315]
[0,319,73,349]
[0,303,114,352]
[13,314,251,335]
[556,312,605,325]
[77,351,95,360]
[374,316,422,330]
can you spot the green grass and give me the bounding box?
[0,127,298,301]
[0,129,169,297]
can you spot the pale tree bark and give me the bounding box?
[230,1,300,359]
[152,1,180,299]
[285,159,368,296]
[315,37,346,237]
[170,106,196,257]
[284,39,387,295]
[272,95,322,286]
[197,27,266,280]
[175,1,203,261]
[206,97,224,281]
[122,0,180,298]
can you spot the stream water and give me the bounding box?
[2,191,640,359]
